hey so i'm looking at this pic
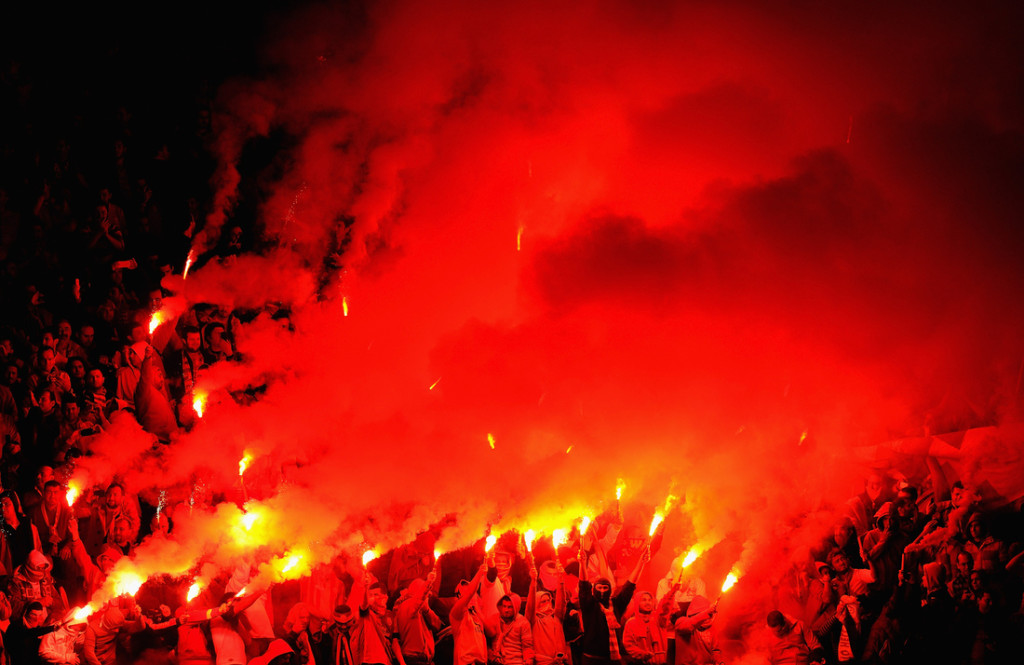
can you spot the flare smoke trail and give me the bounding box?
[74,0,1024,652]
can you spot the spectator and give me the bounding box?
[577,542,647,665]
[6,600,62,665]
[671,596,722,665]
[450,562,490,665]
[488,594,533,665]
[526,560,571,665]
[39,615,87,664]
[764,610,823,665]
[622,591,668,665]
[394,572,442,665]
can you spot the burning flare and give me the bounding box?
[648,493,679,536]
[66,481,81,507]
[616,478,626,501]
[112,571,145,597]
[682,546,701,568]
[148,310,166,335]
[183,250,196,278]
[342,296,349,317]
[484,534,497,552]
[187,582,202,602]
[721,569,740,593]
[552,529,568,549]
[487,433,496,449]
[433,548,442,560]
[524,529,536,552]
[71,604,95,622]
[281,553,303,574]
[193,393,206,418]
[579,515,592,536]
[239,452,252,477]
[362,549,379,566]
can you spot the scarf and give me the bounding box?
[600,603,622,661]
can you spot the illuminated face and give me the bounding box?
[367,587,387,613]
[970,572,983,594]
[185,332,202,353]
[69,359,85,379]
[63,402,80,422]
[111,518,131,544]
[88,369,105,389]
[957,554,972,576]
[25,609,47,628]
[830,553,850,574]
[1,497,16,522]
[497,599,515,621]
[41,349,56,371]
[495,552,512,577]
[106,486,124,509]
[39,391,55,413]
[79,326,94,346]
[951,487,965,507]
[5,365,16,384]
[43,485,61,508]
[537,591,553,615]
[865,474,884,501]
[637,592,655,614]
[968,520,983,541]
[42,332,56,350]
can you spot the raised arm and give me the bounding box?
[450,561,487,623]
[526,565,538,625]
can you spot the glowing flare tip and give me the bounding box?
[342,296,349,317]
[721,570,740,593]
[66,482,81,507]
[193,393,206,418]
[428,377,441,390]
[148,311,165,335]
[648,513,665,537]
[487,433,496,449]
[516,226,524,252]
[682,548,700,568]
[281,554,303,574]
[183,250,196,278]
[235,586,247,597]
[524,529,536,552]
[239,453,252,477]
[187,582,201,602]
[579,516,592,535]
[362,550,378,566]
[616,478,626,501]
[113,572,144,597]
[72,604,95,622]
[240,512,258,531]
[433,548,442,560]
[484,534,497,552]
[552,529,568,549]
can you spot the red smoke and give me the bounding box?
[77,0,1024,656]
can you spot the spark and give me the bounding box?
[428,377,441,390]
[524,529,536,552]
[565,444,574,454]
[487,433,496,449]
[517,225,524,251]
[183,250,196,278]
[799,430,808,445]
[362,549,378,566]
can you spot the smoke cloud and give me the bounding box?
[80,0,1024,654]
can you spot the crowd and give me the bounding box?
[3,51,1024,665]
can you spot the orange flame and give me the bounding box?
[148,310,166,335]
[72,604,95,622]
[485,534,497,552]
[234,586,247,597]
[433,548,442,560]
[193,393,206,418]
[281,553,303,574]
[66,481,81,507]
[682,547,701,568]
[112,571,145,597]
[362,549,378,566]
[524,529,536,552]
[183,250,196,279]
[615,478,626,501]
[648,493,678,536]
[579,516,592,536]
[721,569,740,593]
[187,582,202,602]
[487,433,496,449]
[552,529,568,549]
[342,296,349,317]
[238,452,252,477]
